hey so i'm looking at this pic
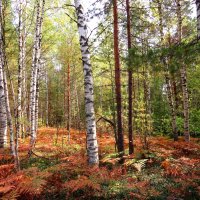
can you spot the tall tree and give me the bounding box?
[0,0,7,148]
[126,0,134,154]
[74,0,99,165]
[29,0,45,151]
[156,0,178,141]
[16,0,26,139]
[0,0,19,169]
[113,0,124,157]
[176,0,190,142]
[67,63,70,142]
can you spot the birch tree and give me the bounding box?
[16,0,26,139]
[74,0,99,165]
[29,0,45,151]
[0,0,19,169]
[0,0,7,148]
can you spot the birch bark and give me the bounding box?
[74,0,99,165]
[0,0,19,169]
[16,0,24,139]
[0,0,7,148]
[29,0,45,149]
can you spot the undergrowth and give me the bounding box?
[0,128,200,200]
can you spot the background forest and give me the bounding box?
[0,0,200,199]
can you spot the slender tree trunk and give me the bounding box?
[165,74,178,140]
[113,0,124,158]
[157,0,178,141]
[74,0,99,165]
[3,70,20,170]
[16,0,24,139]
[126,0,134,155]
[143,68,149,149]
[109,60,118,151]
[0,0,19,169]
[0,0,7,148]
[45,69,48,126]
[0,57,7,149]
[35,62,41,133]
[67,63,70,142]
[29,0,45,151]
[196,0,200,38]
[21,0,27,138]
[176,0,190,142]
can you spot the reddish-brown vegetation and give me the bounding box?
[0,128,200,199]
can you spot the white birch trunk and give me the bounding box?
[0,60,7,148]
[35,61,42,132]
[74,0,99,164]
[3,69,20,169]
[0,0,7,148]
[21,0,27,137]
[29,0,45,149]
[16,0,24,139]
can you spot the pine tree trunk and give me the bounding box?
[143,69,150,149]
[176,0,190,141]
[196,0,200,38]
[74,0,99,165]
[126,0,134,155]
[113,0,124,158]
[0,0,7,148]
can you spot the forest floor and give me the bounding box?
[0,127,200,200]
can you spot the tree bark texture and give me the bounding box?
[126,0,134,155]
[67,63,71,142]
[113,0,124,157]
[74,0,99,165]
[29,0,45,150]
[16,0,25,139]
[0,0,7,148]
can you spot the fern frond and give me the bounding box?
[1,190,19,200]
[64,175,101,193]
